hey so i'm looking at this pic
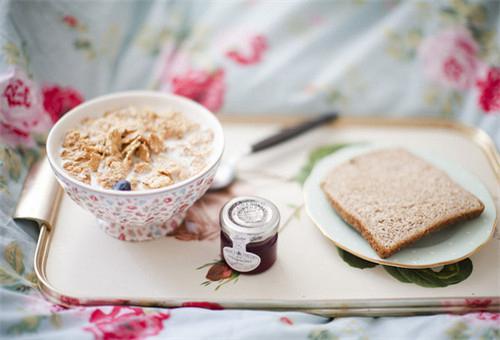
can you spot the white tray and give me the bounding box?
[17,116,500,316]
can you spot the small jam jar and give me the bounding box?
[220,196,280,274]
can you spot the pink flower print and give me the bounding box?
[279,316,294,325]
[476,67,500,113]
[3,78,31,107]
[177,203,189,213]
[0,68,51,147]
[171,69,225,112]
[465,299,492,309]
[0,122,31,145]
[463,312,500,323]
[84,306,170,340]
[62,15,79,28]
[473,312,500,322]
[226,35,268,65]
[157,42,225,112]
[59,295,81,306]
[50,304,68,312]
[418,27,479,90]
[42,85,84,122]
[181,302,223,310]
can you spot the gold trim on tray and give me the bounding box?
[30,115,500,315]
[219,115,500,179]
[33,226,500,315]
[14,157,64,229]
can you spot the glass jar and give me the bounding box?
[220,196,280,274]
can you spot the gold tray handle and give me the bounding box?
[14,156,63,231]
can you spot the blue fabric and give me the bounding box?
[0,0,499,339]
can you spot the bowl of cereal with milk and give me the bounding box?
[46,91,224,241]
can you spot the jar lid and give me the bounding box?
[220,196,280,242]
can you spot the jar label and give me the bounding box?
[223,235,261,272]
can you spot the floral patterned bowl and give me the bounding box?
[46,91,224,241]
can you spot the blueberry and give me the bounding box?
[113,180,131,191]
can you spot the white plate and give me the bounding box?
[303,144,497,268]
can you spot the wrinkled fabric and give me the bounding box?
[0,0,499,339]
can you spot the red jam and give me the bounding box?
[219,196,280,275]
[220,231,278,274]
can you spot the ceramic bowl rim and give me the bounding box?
[46,90,224,197]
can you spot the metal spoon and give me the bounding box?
[209,112,338,191]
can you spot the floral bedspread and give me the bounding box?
[0,0,499,339]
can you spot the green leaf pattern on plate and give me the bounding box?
[298,143,474,287]
[336,248,378,269]
[383,259,473,288]
[295,143,351,185]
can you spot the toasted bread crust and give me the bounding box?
[322,182,484,258]
[319,148,486,259]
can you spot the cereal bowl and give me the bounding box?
[46,91,224,241]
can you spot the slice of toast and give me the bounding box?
[321,148,485,258]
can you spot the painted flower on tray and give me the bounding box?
[0,68,50,147]
[206,261,233,281]
[42,85,84,122]
[171,182,250,241]
[84,306,170,340]
[171,68,225,112]
[172,193,227,241]
[197,259,240,290]
[476,67,500,113]
[418,27,479,90]
[226,35,268,65]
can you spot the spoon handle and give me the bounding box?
[250,112,338,153]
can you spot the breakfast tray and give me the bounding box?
[15,116,500,316]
